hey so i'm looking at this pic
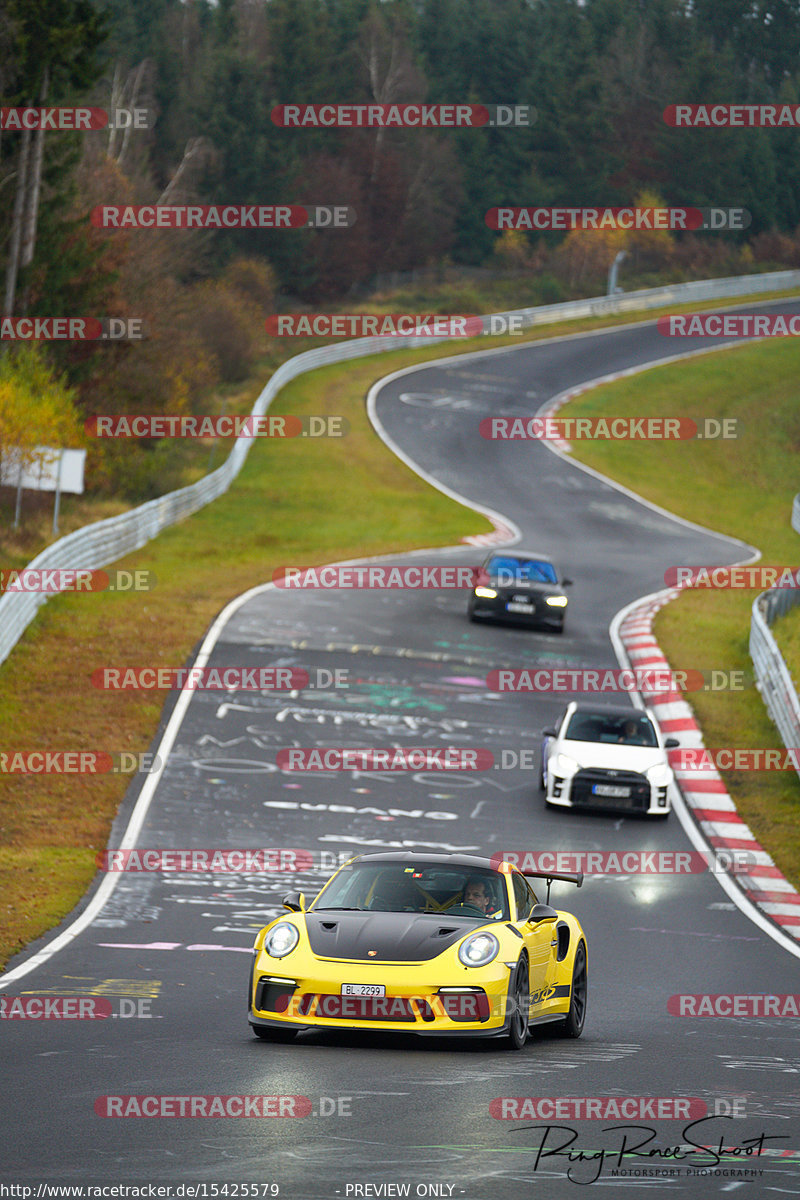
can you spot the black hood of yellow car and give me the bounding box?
[305,910,483,962]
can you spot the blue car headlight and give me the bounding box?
[264,921,300,958]
[458,931,500,967]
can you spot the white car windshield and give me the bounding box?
[565,711,658,747]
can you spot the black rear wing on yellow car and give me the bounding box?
[521,869,583,904]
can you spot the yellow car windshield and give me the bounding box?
[311,862,509,920]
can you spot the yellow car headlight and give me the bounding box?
[458,931,499,967]
[474,587,498,599]
[264,921,299,958]
[545,595,568,608]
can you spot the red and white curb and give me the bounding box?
[462,519,517,547]
[536,369,641,454]
[619,591,800,939]
[534,391,574,453]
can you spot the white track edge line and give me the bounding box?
[1,315,791,985]
[0,579,278,988]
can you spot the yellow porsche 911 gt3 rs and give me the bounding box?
[248,851,587,1049]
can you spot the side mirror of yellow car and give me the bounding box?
[282,891,306,912]
[527,903,558,925]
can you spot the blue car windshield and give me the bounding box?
[486,556,558,584]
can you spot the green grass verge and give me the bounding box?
[0,349,489,968]
[770,604,800,715]
[556,337,800,888]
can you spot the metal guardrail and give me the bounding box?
[749,493,800,759]
[496,267,800,325]
[750,589,800,755]
[3,266,800,669]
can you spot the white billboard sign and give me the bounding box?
[1,447,86,494]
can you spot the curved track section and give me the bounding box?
[2,307,799,1198]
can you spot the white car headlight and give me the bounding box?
[646,763,672,785]
[552,752,580,776]
[545,595,568,608]
[264,921,300,958]
[458,931,500,968]
[474,586,497,599]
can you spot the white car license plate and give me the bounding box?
[592,784,631,798]
[341,984,386,997]
[507,601,534,613]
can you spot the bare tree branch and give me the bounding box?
[3,114,32,317]
[20,65,50,273]
[157,137,214,205]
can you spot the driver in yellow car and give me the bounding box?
[463,877,501,916]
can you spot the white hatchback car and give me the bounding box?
[541,702,679,818]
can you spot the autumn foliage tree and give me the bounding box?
[0,345,84,478]
[554,190,678,290]
[3,0,800,500]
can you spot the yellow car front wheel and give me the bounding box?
[555,941,587,1039]
[506,956,529,1050]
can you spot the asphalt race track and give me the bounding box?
[3,308,800,1198]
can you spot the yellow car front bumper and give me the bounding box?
[249,955,518,1036]
[249,954,571,1037]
